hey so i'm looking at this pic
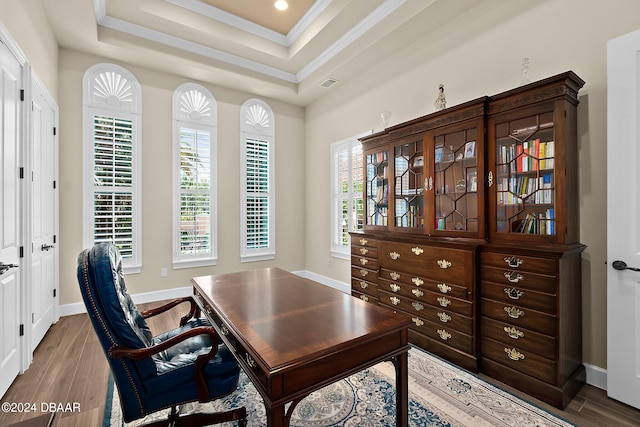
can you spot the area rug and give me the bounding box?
[104,347,576,426]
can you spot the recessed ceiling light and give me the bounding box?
[274,0,288,11]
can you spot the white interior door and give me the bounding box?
[606,28,640,410]
[30,81,57,350]
[0,38,23,399]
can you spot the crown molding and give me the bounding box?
[94,0,406,85]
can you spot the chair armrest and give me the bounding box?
[140,296,201,326]
[109,326,219,401]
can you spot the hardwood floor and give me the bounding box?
[1,301,639,426]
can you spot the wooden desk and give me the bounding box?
[192,268,412,427]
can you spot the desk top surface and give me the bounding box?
[192,267,411,371]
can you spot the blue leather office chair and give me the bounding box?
[77,242,247,426]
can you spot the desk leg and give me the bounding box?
[395,351,409,427]
[265,403,286,427]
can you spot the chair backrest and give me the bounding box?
[77,243,157,419]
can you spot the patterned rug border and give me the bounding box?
[104,346,578,427]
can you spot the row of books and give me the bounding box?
[497,139,555,171]
[497,174,553,204]
[515,210,555,235]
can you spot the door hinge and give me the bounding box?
[20,89,24,101]
[53,127,57,136]
[20,246,24,258]
[53,235,57,244]
[53,180,56,189]
[32,313,34,324]
[19,324,24,336]
[19,167,24,179]
[53,289,57,298]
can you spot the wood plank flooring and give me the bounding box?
[1,301,639,426]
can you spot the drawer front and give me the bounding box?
[380,268,470,300]
[481,281,556,314]
[351,278,378,298]
[379,242,470,284]
[382,303,473,354]
[380,289,472,317]
[481,337,556,384]
[481,265,557,294]
[481,317,556,360]
[351,265,378,282]
[481,298,556,336]
[351,290,378,304]
[351,244,378,258]
[482,252,557,275]
[353,236,378,248]
[351,255,379,270]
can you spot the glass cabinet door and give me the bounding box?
[432,127,480,234]
[394,140,424,229]
[365,149,388,227]
[492,111,555,237]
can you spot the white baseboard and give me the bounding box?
[61,269,608,391]
[584,362,607,391]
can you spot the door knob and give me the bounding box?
[0,262,18,274]
[612,260,640,272]
[41,244,55,251]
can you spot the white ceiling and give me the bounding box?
[40,0,497,106]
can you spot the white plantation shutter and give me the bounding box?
[245,138,270,249]
[173,84,217,267]
[241,99,275,261]
[83,64,141,273]
[331,134,366,258]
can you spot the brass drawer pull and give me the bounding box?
[504,326,524,339]
[504,271,524,283]
[390,251,400,260]
[505,348,525,361]
[437,297,451,307]
[359,257,369,265]
[504,306,525,319]
[360,238,368,246]
[504,256,524,268]
[412,317,424,327]
[245,353,257,368]
[412,302,424,311]
[412,246,424,255]
[359,247,369,255]
[220,325,230,336]
[359,269,368,276]
[437,283,452,294]
[412,277,423,286]
[412,288,424,297]
[390,272,400,280]
[390,296,401,305]
[437,329,452,340]
[437,312,451,323]
[360,294,369,302]
[389,284,400,293]
[437,259,452,269]
[359,281,368,289]
[504,287,524,300]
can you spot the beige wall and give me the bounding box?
[57,49,306,306]
[304,0,640,371]
[0,0,58,98]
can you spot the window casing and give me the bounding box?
[83,64,142,273]
[240,99,275,262]
[172,84,217,268]
[331,133,366,259]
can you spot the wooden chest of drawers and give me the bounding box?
[479,243,585,409]
[350,233,480,372]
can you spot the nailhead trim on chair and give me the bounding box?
[80,251,146,418]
